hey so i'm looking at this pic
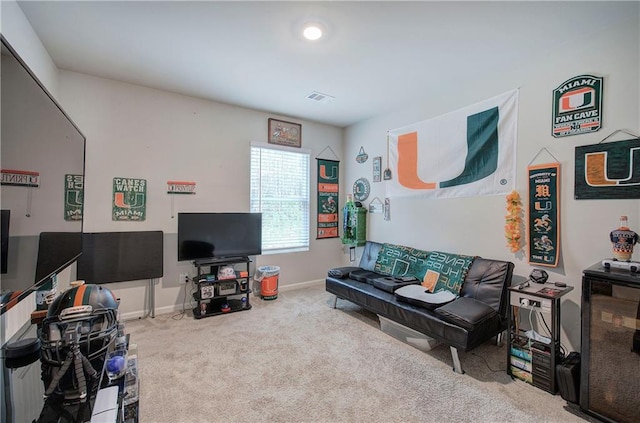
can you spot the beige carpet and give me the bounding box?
[124,284,592,422]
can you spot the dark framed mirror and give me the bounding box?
[1,36,86,315]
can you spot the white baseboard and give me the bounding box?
[120,279,325,321]
[278,279,324,292]
[120,304,181,321]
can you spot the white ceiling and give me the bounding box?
[17,1,634,128]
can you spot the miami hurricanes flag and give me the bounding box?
[387,89,518,199]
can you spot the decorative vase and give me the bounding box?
[609,216,639,261]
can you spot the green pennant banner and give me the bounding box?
[316,159,339,239]
[528,163,560,267]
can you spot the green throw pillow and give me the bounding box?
[421,251,475,295]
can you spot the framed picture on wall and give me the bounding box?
[268,118,302,148]
[373,156,381,182]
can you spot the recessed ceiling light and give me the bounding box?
[303,24,323,41]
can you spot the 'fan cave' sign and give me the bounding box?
[552,75,603,138]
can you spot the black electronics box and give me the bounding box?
[531,344,553,393]
[556,352,580,403]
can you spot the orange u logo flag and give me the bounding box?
[395,108,501,190]
[388,89,517,199]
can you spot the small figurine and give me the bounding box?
[200,303,207,316]
[610,216,638,261]
[217,266,236,280]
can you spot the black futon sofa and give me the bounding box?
[326,241,514,373]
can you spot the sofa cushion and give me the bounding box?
[373,243,430,279]
[434,297,497,331]
[349,269,386,284]
[394,285,457,310]
[460,258,513,314]
[372,276,420,293]
[327,266,361,279]
[421,251,476,295]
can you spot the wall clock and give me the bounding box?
[353,177,370,201]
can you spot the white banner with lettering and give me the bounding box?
[387,89,518,199]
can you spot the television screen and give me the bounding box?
[1,210,9,274]
[178,213,262,262]
[1,38,85,314]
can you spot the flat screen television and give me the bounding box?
[1,210,9,274]
[0,37,85,314]
[177,213,262,262]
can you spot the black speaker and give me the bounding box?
[556,352,580,403]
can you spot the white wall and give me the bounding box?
[344,8,640,351]
[0,0,59,98]
[58,71,344,318]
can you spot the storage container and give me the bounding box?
[378,315,441,352]
[255,265,280,300]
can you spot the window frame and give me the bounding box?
[250,142,311,255]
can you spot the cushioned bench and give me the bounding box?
[326,241,514,373]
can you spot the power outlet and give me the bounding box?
[179,273,190,284]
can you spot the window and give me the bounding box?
[250,144,310,253]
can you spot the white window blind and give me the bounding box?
[250,145,310,253]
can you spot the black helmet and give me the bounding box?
[40,284,119,402]
[41,284,119,365]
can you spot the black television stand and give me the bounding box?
[191,256,252,319]
[194,256,249,267]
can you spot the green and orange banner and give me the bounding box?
[528,163,560,267]
[317,159,339,239]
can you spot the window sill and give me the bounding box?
[262,247,309,255]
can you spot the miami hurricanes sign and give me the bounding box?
[316,159,339,239]
[64,174,84,221]
[1,169,40,187]
[387,89,518,199]
[113,177,147,221]
[575,138,640,199]
[552,75,603,138]
[528,163,560,267]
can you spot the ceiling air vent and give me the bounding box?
[306,91,335,104]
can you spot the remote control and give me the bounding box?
[554,282,567,288]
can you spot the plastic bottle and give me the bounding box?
[116,323,127,350]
